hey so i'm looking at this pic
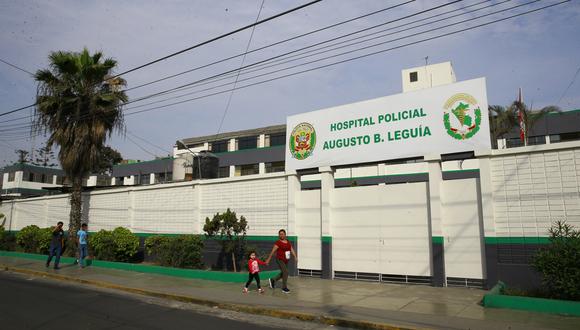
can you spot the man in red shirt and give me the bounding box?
[266,229,297,293]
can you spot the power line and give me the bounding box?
[2,0,569,141]
[125,134,160,158]
[126,130,172,155]
[112,0,324,79]
[0,58,35,76]
[125,0,415,92]
[0,0,324,118]
[0,0,456,131]
[120,0,569,118]
[556,65,580,105]
[216,0,266,136]
[120,0,461,108]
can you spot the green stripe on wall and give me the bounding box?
[432,236,444,244]
[321,236,332,243]
[485,237,550,244]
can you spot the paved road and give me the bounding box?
[0,271,327,330]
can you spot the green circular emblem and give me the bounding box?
[289,122,316,160]
[443,93,482,140]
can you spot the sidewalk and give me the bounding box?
[1,255,577,330]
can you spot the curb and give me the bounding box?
[1,264,421,330]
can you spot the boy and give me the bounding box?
[77,223,88,268]
[244,251,267,293]
[46,221,64,269]
[266,229,297,293]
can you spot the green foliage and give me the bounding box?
[532,220,580,301]
[90,227,139,262]
[0,226,16,251]
[145,235,204,269]
[203,208,248,272]
[15,225,53,254]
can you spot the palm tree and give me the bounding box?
[508,101,560,146]
[33,48,127,247]
[488,105,517,148]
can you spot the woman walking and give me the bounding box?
[266,229,297,293]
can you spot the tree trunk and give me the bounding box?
[68,176,82,256]
[231,251,237,272]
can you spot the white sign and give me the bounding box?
[285,78,490,171]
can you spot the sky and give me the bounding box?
[0,0,579,167]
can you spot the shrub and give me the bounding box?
[15,225,53,254]
[532,220,580,301]
[91,227,139,262]
[203,208,248,272]
[0,226,16,251]
[146,235,203,269]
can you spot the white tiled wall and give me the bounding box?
[491,148,580,237]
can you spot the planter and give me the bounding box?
[482,282,580,316]
[0,250,279,283]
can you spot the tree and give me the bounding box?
[33,48,127,249]
[91,145,122,175]
[32,143,58,167]
[15,149,29,164]
[508,101,560,146]
[488,105,517,149]
[203,208,248,272]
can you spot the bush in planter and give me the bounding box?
[15,225,53,254]
[91,227,139,262]
[145,235,203,269]
[532,220,580,301]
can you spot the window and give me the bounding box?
[115,177,124,186]
[211,140,228,153]
[139,174,150,185]
[28,172,34,182]
[240,164,259,176]
[265,161,285,173]
[8,172,15,182]
[238,136,258,150]
[218,166,230,178]
[155,172,172,183]
[268,133,286,147]
[409,71,418,82]
[506,136,546,148]
[42,174,52,184]
[551,132,580,143]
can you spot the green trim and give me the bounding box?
[483,282,580,316]
[303,172,429,184]
[432,236,444,244]
[441,169,480,174]
[132,233,296,242]
[485,237,550,245]
[548,108,580,115]
[0,251,279,283]
[212,145,284,155]
[112,157,173,168]
[321,236,332,244]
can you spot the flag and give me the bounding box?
[517,88,525,143]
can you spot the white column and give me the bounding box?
[228,138,236,152]
[128,189,135,231]
[319,166,334,237]
[52,175,58,185]
[475,150,496,238]
[193,182,202,234]
[150,173,155,184]
[545,135,551,145]
[425,154,443,239]
[203,142,210,151]
[229,165,236,177]
[258,134,266,148]
[259,162,266,174]
[111,177,116,186]
[286,171,300,236]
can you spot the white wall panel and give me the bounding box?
[441,179,484,279]
[295,190,321,270]
[201,177,288,236]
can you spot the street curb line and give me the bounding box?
[2,264,421,330]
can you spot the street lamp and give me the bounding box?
[175,140,202,180]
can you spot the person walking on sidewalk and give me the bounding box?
[77,223,89,268]
[243,251,267,293]
[46,221,64,270]
[266,229,297,294]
